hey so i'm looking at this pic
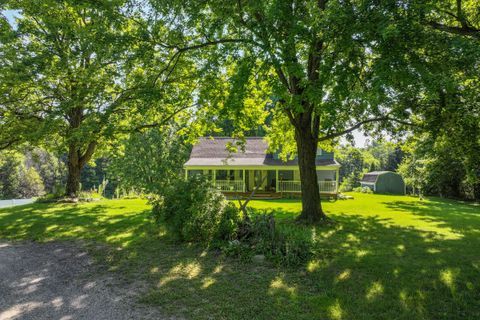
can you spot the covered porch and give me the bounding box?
[185,167,339,195]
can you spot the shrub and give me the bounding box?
[224,211,312,267]
[78,190,102,201]
[339,181,353,192]
[339,174,358,192]
[352,186,373,194]
[274,224,312,266]
[150,176,240,243]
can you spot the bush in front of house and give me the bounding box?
[150,176,240,243]
[223,211,312,267]
[151,176,311,266]
[352,186,374,194]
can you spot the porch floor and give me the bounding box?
[222,191,338,200]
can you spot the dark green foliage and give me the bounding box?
[80,158,117,198]
[224,211,312,267]
[150,176,240,243]
[400,132,480,200]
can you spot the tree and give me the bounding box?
[0,0,197,197]
[392,0,480,199]
[151,0,417,223]
[18,166,45,198]
[108,128,189,194]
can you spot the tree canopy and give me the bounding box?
[0,0,198,197]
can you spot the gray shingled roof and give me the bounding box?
[185,137,340,167]
[361,171,390,183]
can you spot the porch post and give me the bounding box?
[242,169,246,192]
[275,170,279,192]
[336,168,339,193]
[185,169,188,180]
[213,170,216,187]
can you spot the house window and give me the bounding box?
[216,170,237,180]
[216,170,228,180]
[279,170,294,181]
[188,170,203,177]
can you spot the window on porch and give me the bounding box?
[214,170,244,192]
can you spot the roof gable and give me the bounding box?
[189,137,267,159]
[185,137,339,167]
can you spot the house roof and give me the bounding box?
[185,137,340,167]
[361,171,392,183]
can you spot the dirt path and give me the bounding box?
[0,241,169,320]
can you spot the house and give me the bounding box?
[184,137,340,197]
[360,171,406,195]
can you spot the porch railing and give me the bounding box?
[279,180,337,193]
[279,180,302,193]
[214,180,245,192]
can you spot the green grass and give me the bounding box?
[0,194,479,319]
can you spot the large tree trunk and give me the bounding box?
[295,126,327,223]
[65,141,97,198]
[65,145,82,198]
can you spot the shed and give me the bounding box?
[360,171,405,195]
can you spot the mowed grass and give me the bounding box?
[0,193,479,320]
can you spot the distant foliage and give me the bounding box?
[0,151,47,199]
[80,158,117,198]
[336,147,366,189]
[18,167,45,198]
[150,176,240,243]
[336,141,404,191]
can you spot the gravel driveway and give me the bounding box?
[0,241,168,320]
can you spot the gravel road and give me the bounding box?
[0,241,168,320]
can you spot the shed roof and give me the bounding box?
[185,137,340,167]
[361,171,397,183]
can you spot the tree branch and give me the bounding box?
[427,21,480,39]
[79,141,97,167]
[128,103,197,133]
[0,138,21,150]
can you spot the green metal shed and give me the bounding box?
[360,171,405,195]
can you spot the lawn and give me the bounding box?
[0,193,479,320]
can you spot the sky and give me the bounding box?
[349,130,369,147]
[3,9,19,26]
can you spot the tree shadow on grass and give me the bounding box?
[135,206,480,319]
[0,201,155,248]
[0,200,479,320]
